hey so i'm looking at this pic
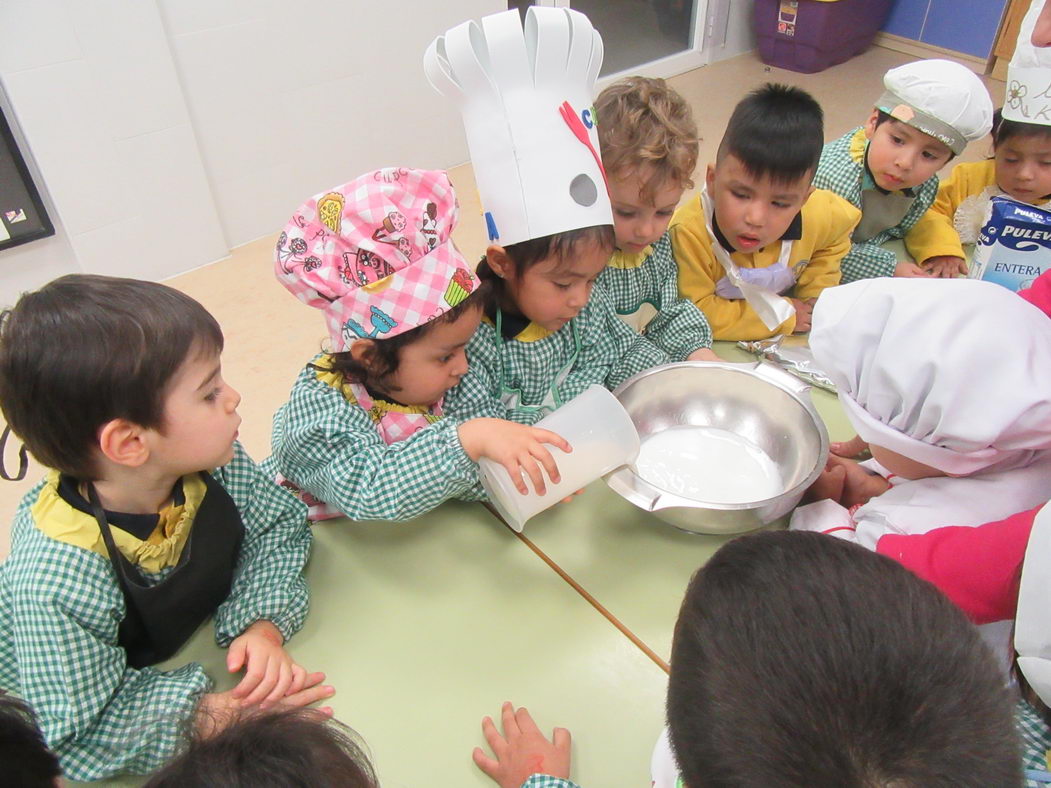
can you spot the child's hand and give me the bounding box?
[922,255,968,278]
[195,672,335,738]
[227,620,309,707]
[687,347,721,362]
[459,418,571,496]
[805,455,889,508]
[472,702,571,788]
[894,261,932,278]
[830,434,869,459]
[789,298,814,333]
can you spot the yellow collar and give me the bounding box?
[481,314,555,343]
[313,358,436,417]
[607,245,653,270]
[32,470,206,573]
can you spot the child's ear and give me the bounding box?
[97,419,150,468]
[863,108,880,140]
[705,163,716,191]
[485,245,513,279]
[349,338,376,369]
[805,184,815,201]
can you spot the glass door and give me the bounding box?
[510,0,710,79]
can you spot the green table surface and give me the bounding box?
[78,500,667,788]
[503,341,856,664]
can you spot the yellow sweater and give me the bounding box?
[906,159,1051,263]
[669,189,861,340]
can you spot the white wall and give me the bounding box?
[707,0,757,64]
[0,0,500,306]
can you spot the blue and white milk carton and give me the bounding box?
[972,196,1051,292]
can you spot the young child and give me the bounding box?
[670,84,861,340]
[0,692,62,787]
[0,275,328,781]
[471,532,1022,787]
[428,8,672,427]
[791,277,1051,553]
[145,708,377,787]
[906,110,1051,277]
[270,168,571,521]
[594,76,718,362]
[815,59,993,282]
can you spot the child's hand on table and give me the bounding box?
[804,454,890,509]
[195,672,334,738]
[922,255,968,278]
[473,702,572,788]
[460,419,571,496]
[895,261,932,278]
[687,347,721,362]
[789,298,814,333]
[227,620,312,707]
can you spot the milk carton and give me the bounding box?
[971,196,1051,292]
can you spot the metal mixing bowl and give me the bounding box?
[605,361,828,535]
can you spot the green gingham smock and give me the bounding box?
[0,442,311,781]
[597,230,713,360]
[814,127,940,282]
[444,286,671,425]
[269,355,486,521]
[1019,699,1051,787]
[522,776,581,788]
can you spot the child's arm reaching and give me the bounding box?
[272,370,488,520]
[458,419,570,496]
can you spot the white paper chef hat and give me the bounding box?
[1004,0,1051,125]
[424,7,612,246]
[810,278,1051,475]
[876,59,993,154]
[1016,502,1051,709]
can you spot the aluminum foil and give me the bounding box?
[736,336,836,393]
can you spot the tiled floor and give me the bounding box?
[0,46,1005,558]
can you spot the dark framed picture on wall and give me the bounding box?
[0,104,53,251]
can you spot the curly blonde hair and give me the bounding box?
[595,76,700,203]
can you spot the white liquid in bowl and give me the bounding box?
[633,426,783,503]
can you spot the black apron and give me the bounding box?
[86,472,244,669]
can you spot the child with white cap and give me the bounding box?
[907,2,1051,279]
[269,168,572,522]
[815,59,993,282]
[791,278,1051,551]
[426,8,671,427]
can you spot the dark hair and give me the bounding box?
[476,225,615,305]
[991,107,1051,149]
[318,280,490,388]
[0,274,223,480]
[144,709,377,788]
[0,692,62,786]
[717,83,823,185]
[668,530,1022,788]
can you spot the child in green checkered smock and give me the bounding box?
[0,276,322,782]
[593,77,715,361]
[269,169,576,522]
[814,59,992,282]
[442,229,671,428]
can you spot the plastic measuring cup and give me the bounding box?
[478,385,640,531]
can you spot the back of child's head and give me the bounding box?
[0,274,223,480]
[992,107,1051,148]
[0,692,62,787]
[668,530,1021,787]
[717,83,823,186]
[594,76,699,199]
[276,168,487,389]
[144,709,377,788]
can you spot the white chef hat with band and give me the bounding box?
[876,59,993,155]
[424,7,612,246]
[1004,0,1051,125]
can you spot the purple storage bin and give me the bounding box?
[755,0,895,74]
